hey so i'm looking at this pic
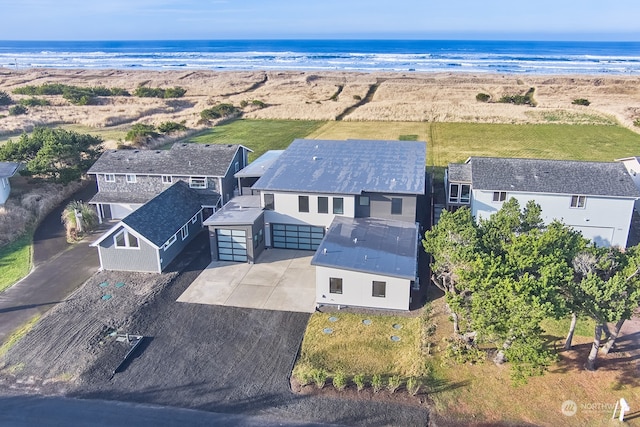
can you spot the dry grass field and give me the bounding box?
[1,69,640,138]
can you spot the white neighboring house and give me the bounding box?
[0,162,21,205]
[446,157,640,248]
[616,157,640,212]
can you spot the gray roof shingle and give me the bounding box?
[467,157,640,198]
[88,143,243,177]
[311,216,419,280]
[252,139,426,195]
[447,163,472,182]
[122,181,203,247]
[0,162,20,178]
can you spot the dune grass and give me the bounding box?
[0,231,32,293]
[0,314,40,358]
[184,119,324,161]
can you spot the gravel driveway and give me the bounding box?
[0,233,430,426]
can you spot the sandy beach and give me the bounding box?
[1,69,640,137]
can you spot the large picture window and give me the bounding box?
[330,277,343,294]
[113,229,139,249]
[449,183,471,204]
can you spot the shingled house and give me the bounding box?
[91,181,204,273]
[446,157,640,247]
[87,143,251,222]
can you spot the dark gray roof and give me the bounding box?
[252,139,426,195]
[0,162,20,178]
[88,191,158,205]
[468,157,640,198]
[122,181,203,247]
[447,163,472,182]
[203,195,263,226]
[235,150,284,178]
[88,143,244,177]
[311,217,418,280]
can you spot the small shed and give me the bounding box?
[91,181,204,273]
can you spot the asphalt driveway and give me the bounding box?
[178,248,316,313]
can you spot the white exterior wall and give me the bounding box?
[0,177,10,204]
[471,190,635,247]
[619,158,640,212]
[315,266,411,311]
[262,191,355,229]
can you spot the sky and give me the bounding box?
[2,0,640,41]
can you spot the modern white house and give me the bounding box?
[234,138,428,311]
[0,162,21,204]
[446,157,640,247]
[616,156,640,212]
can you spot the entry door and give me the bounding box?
[217,229,247,262]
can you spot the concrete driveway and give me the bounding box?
[177,248,316,313]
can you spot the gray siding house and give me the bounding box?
[91,181,204,273]
[87,143,251,222]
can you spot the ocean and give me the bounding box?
[0,39,639,75]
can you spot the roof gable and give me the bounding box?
[88,143,245,177]
[121,181,203,247]
[252,139,426,195]
[468,157,640,198]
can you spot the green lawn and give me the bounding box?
[184,119,325,161]
[0,231,32,292]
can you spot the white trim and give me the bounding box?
[163,234,177,250]
[189,176,207,189]
[570,194,587,209]
[126,174,137,183]
[191,213,198,224]
[180,224,189,240]
[91,222,158,249]
[104,174,115,182]
[113,228,140,249]
[162,175,173,184]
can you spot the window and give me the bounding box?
[180,224,189,240]
[189,177,207,189]
[359,196,370,206]
[191,213,199,224]
[330,277,343,294]
[234,161,240,173]
[372,281,386,298]
[571,195,586,208]
[333,197,344,215]
[298,195,310,213]
[104,174,115,182]
[391,198,403,215]
[318,196,328,214]
[163,234,177,250]
[126,174,136,183]
[264,193,275,210]
[113,229,139,249]
[258,228,263,243]
[162,175,172,185]
[492,191,507,202]
[450,184,471,204]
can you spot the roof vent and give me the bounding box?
[205,144,210,147]
[364,254,368,261]
[133,150,139,153]
[312,156,318,161]
[353,237,358,244]
[322,248,327,255]
[155,151,161,154]
[227,144,233,148]
[315,145,319,149]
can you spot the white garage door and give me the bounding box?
[271,224,324,250]
[572,226,615,247]
[110,203,141,219]
[217,229,247,262]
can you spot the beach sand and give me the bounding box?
[1,69,639,137]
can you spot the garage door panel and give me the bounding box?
[271,223,324,250]
[217,228,247,262]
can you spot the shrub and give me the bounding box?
[251,99,266,108]
[406,377,421,396]
[498,87,535,106]
[8,105,27,116]
[296,369,314,386]
[312,369,327,389]
[353,95,362,101]
[387,376,402,393]
[240,100,249,108]
[201,103,239,120]
[371,374,384,393]
[61,201,98,241]
[634,119,640,128]
[134,86,185,98]
[19,97,49,107]
[332,372,348,391]
[353,373,365,391]
[0,91,13,106]
[125,123,158,142]
[157,121,187,133]
[476,93,490,102]
[572,98,590,106]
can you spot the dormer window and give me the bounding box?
[189,177,207,189]
[570,195,586,209]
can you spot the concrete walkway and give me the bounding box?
[178,248,316,313]
[0,183,99,344]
